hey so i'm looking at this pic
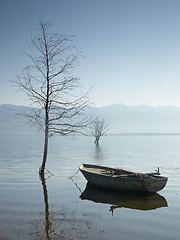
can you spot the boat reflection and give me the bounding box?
[80,183,168,214]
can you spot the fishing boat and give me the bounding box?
[79,164,168,193]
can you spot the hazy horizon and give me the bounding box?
[2,103,180,135]
[2,102,180,109]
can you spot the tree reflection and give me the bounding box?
[40,174,52,239]
[32,175,103,240]
[94,144,104,164]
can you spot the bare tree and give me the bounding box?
[12,20,90,177]
[90,116,109,145]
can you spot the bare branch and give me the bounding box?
[89,116,109,145]
[11,19,92,176]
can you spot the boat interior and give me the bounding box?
[80,164,160,179]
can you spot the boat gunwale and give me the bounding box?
[79,163,168,181]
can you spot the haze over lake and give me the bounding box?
[0,133,180,240]
[2,104,180,135]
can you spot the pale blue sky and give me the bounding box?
[1,0,180,107]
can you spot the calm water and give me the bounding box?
[0,134,180,240]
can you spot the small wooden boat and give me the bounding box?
[79,164,168,193]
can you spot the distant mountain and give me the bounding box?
[85,104,180,133]
[1,103,180,135]
[0,104,39,135]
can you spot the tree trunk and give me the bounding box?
[94,136,100,145]
[40,125,49,177]
[40,44,49,177]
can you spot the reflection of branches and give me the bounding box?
[31,175,103,240]
[94,144,103,163]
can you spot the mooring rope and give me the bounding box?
[69,168,80,179]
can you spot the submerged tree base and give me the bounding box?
[39,166,45,178]
[39,167,54,179]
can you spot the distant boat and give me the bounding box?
[80,183,168,212]
[79,164,168,193]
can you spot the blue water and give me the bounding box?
[0,134,180,240]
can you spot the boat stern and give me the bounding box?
[144,177,168,193]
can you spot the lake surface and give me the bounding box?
[0,134,180,240]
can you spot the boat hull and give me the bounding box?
[79,164,168,193]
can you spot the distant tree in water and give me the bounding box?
[12,20,91,177]
[90,116,109,145]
